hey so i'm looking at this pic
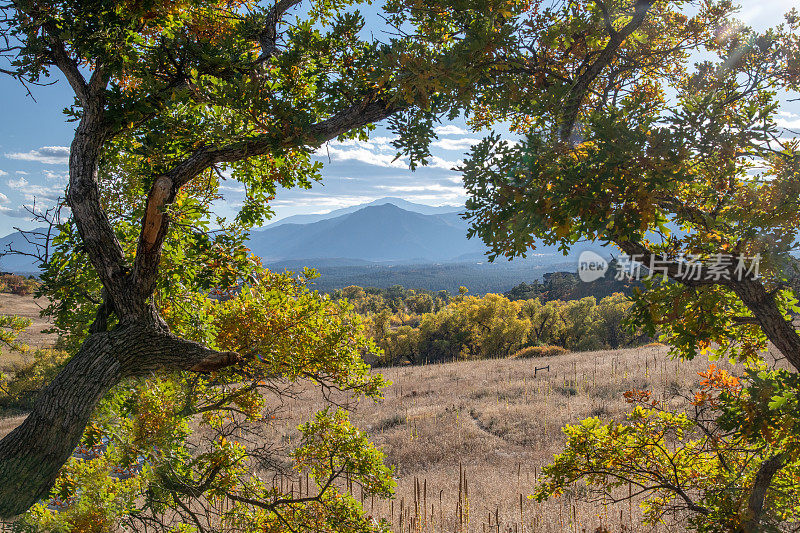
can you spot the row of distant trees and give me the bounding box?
[334,284,646,365]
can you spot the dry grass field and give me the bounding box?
[281,345,756,533]
[0,292,56,367]
[0,294,771,531]
[0,293,56,437]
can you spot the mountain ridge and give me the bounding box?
[0,200,608,286]
[248,203,486,263]
[259,197,462,229]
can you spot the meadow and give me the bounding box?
[0,293,771,531]
[270,345,755,533]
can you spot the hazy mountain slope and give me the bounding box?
[259,197,462,228]
[249,203,485,262]
[0,229,45,275]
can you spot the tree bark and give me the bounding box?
[616,240,800,372]
[0,333,120,517]
[742,453,785,533]
[0,0,411,514]
[731,279,800,371]
[0,321,238,517]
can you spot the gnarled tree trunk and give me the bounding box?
[0,26,401,513]
[0,318,237,517]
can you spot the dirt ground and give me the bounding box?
[0,293,57,367]
[0,293,57,436]
[0,295,777,531]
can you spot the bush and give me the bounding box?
[510,345,568,359]
[0,274,40,296]
[0,349,70,413]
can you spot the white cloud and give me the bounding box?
[431,138,481,151]
[376,183,465,194]
[406,191,466,203]
[776,116,800,130]
[7,177,29,189]
[6,177,64,202]
[317,142,461,171]
[737,5,764,24]
[219,183,245,193]
[739,1,798,29]
[0,170,6,177]
[428,155,462,170]
[328,136,397,152]
[0,204,35,219]
[0,193,8,204]
[44,170,67,182]
[322,145,408,168]
[434,125,467,136]
[25,184,65,201]
[270,195,376,212]
[6,146,70,165]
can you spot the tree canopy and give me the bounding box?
[0,0,522,519]
[3,0,800,529]
[452,0,800,528]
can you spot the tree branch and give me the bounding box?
[559,0,654,141]
[130,96,404,302]
[42,25,89,105]
[257,0,302,62]
[615,239,800,371]
[744,453,784,533]
[0,321,240,517]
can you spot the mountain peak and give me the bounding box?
[260,197,462,229]
[361,202,406,211]
[249,202,481,263]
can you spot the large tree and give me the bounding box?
[451,0,800,528]
[0,0,518,518]
[459,0,800,366]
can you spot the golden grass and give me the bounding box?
[0,294,781,532]
[282,345,766,532]
[0,293,56,368]
[509,345,569,359]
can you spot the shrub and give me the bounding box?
[510,345,568,359]
[0,349,70,413]
[374,413,406,432]
[0,274,40,296]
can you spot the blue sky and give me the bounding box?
[0,1,797,236]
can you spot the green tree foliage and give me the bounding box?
[504,262,638,302]
[449,0,800,529]
[0,313,30,355]
[20,270,394,532]
[0,0,529,521]
[0,349,70,413]
[535,366,800,532]
[0,274,40,296]
[342,286,642,365]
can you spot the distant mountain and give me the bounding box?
[251,202,616,266]
[0,228,46,275]
[259,197,462,229]
[0,201,614,288]
[248,203,486,263]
